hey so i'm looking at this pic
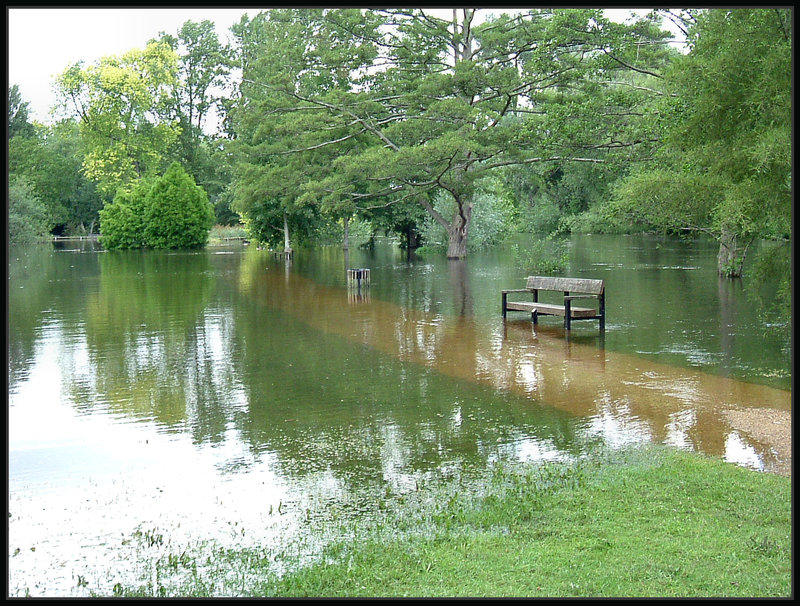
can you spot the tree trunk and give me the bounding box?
[283,212,293,254]
[446,200,472,259]
[343,215,350,251]
[717,228,746,278]
[406,225,420,250]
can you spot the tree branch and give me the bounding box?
[600,48,663,79]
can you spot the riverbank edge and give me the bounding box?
[107,444,791,598]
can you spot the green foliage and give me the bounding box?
[609,167,725,233]
[8,84,35,139]
[99,163,213,249]
[8,175,53,245]
[229,8,673,257]
[9,120,103,234]
[56,41,181,198]
[610,9,791,276]
[746,241,791,335]
[512,234,570,274]
[98,178,154,249]
[419,178,517,251]
[143,162,215,249]
[158,19,233,211]
[518,196,562,235]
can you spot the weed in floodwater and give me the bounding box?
[96,445,790,598]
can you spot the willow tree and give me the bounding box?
[611,8,791,277]
[233,8,673,257]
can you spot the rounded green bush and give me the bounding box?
[99,163,213,250]
[143,163,214,249]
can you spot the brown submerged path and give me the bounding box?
[243,263,792,476]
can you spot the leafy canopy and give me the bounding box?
[56,41,181,198]
[99,163,214,250]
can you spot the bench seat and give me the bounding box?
[501,275,605,331]
[503,301,598,318]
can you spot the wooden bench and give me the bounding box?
[502,276,605,330]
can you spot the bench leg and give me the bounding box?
[502,292,507,318]
[599,295,605,331]
[564,300,571,330]
[532,310,538,324]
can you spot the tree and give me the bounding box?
[610,8,791,277]
[143,162,215,249]
[156,20,232,206]
[8,175,52,244]
[99,163,213,249]
[233,8,673,257]
[8,84,35,139]
[55,41,181,198]
[98,177,153,249]
[9,120,103,234]
[229,9,376,251]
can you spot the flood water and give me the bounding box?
[7,234,792,596]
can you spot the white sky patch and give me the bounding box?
[8,8,253,123]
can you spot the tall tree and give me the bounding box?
[157,21,230,184]
[8,84,35,139]
[233,8,672,257]
[55,40,181,199]
[610,8,791,277]
[229,9,379,251]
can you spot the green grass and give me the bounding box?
[107,446,791,598]
[207,224,248,245]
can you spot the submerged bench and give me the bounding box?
[502,276,605,330]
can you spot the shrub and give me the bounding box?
[143,163,214,249]
[8,175,52,245]
[513,233,570,274]
[99,164,213,250]
[98,178,154,249]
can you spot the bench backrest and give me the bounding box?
[525,276,604,295]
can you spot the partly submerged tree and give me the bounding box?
[610,8,791,277]
[232,8,673,257]
[99,163,213,250]
[143,162,215,249]
[229,9,378,252]
[98,177,153,249]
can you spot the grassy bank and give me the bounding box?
[109,446,791,598]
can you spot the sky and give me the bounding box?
[7,7,668,127]
[7,8,256,124]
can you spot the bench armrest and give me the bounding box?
[564,294,600,301]
[502,288,534,294]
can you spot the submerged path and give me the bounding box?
[243,262,791,476]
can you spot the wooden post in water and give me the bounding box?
[346,268,370,290]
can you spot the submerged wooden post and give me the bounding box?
[346,268,371,290]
